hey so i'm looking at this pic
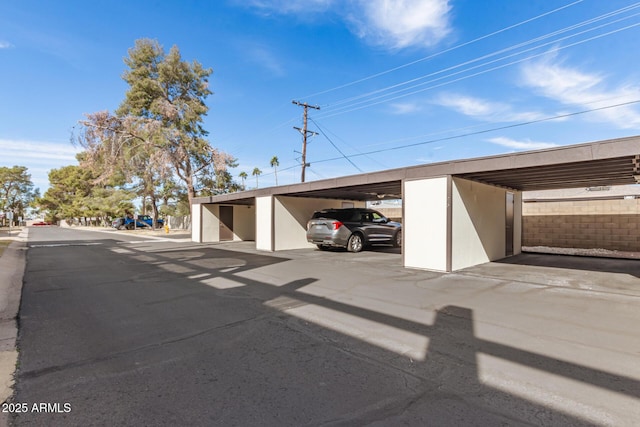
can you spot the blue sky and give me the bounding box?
[2,0,640,192]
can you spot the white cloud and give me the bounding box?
[349,0,452,49]
[521,53,640,129]
[488,137,558,151]
[244,44,285,77]
[240,0,452,50]
[240,0,334,16]
[0,139,81,191]
[389,102,420,114]
[0,41,13,49]
[435,93,546,122]
[0,139,80,162]
[436,93,495,116]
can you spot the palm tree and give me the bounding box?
[252,167,262,188]
[270,156,279,186]
[238,171,248,190]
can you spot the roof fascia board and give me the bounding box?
[193,135,640,205]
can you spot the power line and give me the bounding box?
[316,20,640,120]
[310,99,640,164]
[238,96,640,182]
[305,168,326,180]
[309,117,363,173]
[230,3,640,183]
[311,118,389,169]
[224,2,638,177]
[298,0,586,100]
[315,5,640,119]
[222,0,590,169]
[322,3,640,113]
[360,91,640,150]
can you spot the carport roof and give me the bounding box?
[193,135,640,204]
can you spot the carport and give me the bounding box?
[192,135,640,272]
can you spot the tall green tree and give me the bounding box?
[270,156,279,186]
[117,38,235,210]
[77,111,172,227]
[38,165,94,222]
[238,171,247,190]
[38,165,134,224]
[252,167,262,188]
[158,178,189,216]
[76,39,235,216]
[195,154,240,196]
[0,166,36,225]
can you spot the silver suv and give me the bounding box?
[306,208,402,252]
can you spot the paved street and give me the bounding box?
[9,226,640,426]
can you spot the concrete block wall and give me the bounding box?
[522,198,640,251]
[167,215,191,230]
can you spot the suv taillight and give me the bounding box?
[332,221,343,230]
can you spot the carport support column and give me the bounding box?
[255,196,274,251]
[404,176,452,272]
[191,203,202,243]
[201,205,220,243]
[190,203,221,243]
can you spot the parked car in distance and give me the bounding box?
[306,208,401,253]
[112,215,163,230]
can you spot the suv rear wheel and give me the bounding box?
[393,230,402,248]
[347,233,363,253]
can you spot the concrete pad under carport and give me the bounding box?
[473,251,640,296]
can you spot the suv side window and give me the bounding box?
[371,212,386,222]
[349,211,362,222]
[334,211,349,221]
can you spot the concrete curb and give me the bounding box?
[0,228,28,424]
[65,225,192,242]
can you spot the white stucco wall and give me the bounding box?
[404,177,449,271]
[273,196,364,251]
[201,204,220,243]
[233,205,256,241]
[451,178,506,270]
[256,196,274,251]
[191,203,202,243]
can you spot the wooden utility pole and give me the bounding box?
[292,100,320,182]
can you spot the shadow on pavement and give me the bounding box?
[12,236,639,425]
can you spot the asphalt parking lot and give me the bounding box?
[136,238,640,425]
[212,241,640,425]
[5,227,640,425]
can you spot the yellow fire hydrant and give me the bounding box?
[164,224,169,234]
